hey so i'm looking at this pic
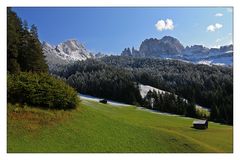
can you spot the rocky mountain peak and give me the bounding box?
[56,39,88,56]
[220,44,233,53]
[161,36,180,43]
[42,39,93,69]
[184,45,210,54]
[136,36,185,57]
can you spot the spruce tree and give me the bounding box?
[210,104,220,122]
[18,20,31,71]
[7,8,21,73]
[7,8,48,73]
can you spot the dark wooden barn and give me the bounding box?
[99,99,107,104]
[192,120,208,129]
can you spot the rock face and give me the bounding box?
[157,36,185,54]
[121,36,233,57]
[138,38,159,57]
[121,36,184,57]
[53,39,92,61]
[220,44,233,53]
[120,36,233,66]
[95,52,107,58]
[184,44,233,55]
[121,48,132,56]
[131,47,140,57]
[184,45,209,54]
[139,36,184,57]
[42,39,93,69]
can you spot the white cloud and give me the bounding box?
[207,25,215,32]
[206,23,223,32]
[215,13,223,17]
[155,19,174,31]
[215,23,223,29]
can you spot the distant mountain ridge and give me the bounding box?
[42,36,233,68]
[121,36,233,57]
[121,36,233,66]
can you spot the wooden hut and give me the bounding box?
[99,99,107,104]
[192,120,208,129]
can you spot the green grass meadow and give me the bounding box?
[7,100,233,153]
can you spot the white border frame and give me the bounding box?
[0,0,239,160]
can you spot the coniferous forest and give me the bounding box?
[7,8,79,110]
[52,56,233,124]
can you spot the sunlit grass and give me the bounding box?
[7,100,232,153]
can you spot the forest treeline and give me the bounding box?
[52,56,232,124]
[102,56,233,124]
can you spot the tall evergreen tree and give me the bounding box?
[7,8,22,73]
[7,8,48,73]
[18,20,30,71]
[210,104,220,122]
[30,24,48,72]
[18,24,48,72]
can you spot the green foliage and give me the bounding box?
[8,72,78,109]
[57,59,142,105]
[185,102,196,118]
[196,107,210,119]
[7,8,48,73]
[18,24,48,72]
[7,8,77,111]
[142,90,197,118]
[7,8,22,74]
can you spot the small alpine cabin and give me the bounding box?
[99,99,107,104]
[192,120,208,129]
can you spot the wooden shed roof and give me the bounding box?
[193,120,207,125]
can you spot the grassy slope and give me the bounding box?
[7,100,233,153]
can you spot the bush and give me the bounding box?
[195,107,210,119]
[7,72,79,109]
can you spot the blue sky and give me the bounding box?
[13,7,233,54]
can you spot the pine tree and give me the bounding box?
[18,24,48,72]
[29,24,48,72]
[186,102,196,118]
[210,104,220,122]
[7,8,48,73]
[18,20,31,71]
[7,8,22,73]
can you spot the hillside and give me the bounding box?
[8,99,232,153]
[52,56,232,124]
[139,83,168,98]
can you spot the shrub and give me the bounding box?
[7,72,79,109]
[195,107,210,119]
